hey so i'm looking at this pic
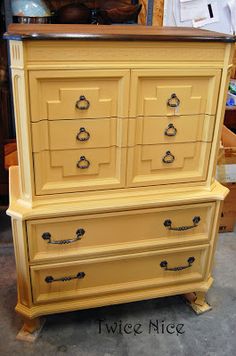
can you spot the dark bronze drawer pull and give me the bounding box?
[167,93,180,108]
[42,228,85,245]
[162,151,175,164]
[76,127,90,142]
[164,123,177,137]
[77,156,90,169]
[160,257,195,272]
[163,216,201,231]
[45,272,86,284]
[75,95,90,110]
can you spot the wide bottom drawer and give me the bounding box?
[27,203,214,263]
[31,245,209,304]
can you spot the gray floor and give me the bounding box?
[0,208,236,356]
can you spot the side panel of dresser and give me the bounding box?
[10,41,35,206]
[11,218,32,310]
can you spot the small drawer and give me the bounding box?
[127,142,211,187]
[130,68,221,117]
[32,118,128,151]
[128,114,215,146]
[27,203,215,263]
[30,245,209,304]
[33,146,126,195]
[29,69,130,121]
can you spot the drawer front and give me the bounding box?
[27,203,215,263]
[34,147,126,195]
[32,118,128,151]
[30,245,209,304]
[128,115,215,146]
[127,142,211,187]
[130,68,221,117]
[29,69,130,121]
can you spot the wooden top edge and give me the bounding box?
[4,24,236,43]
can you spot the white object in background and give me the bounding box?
[164,0,232,35]
[228,0,236,34]
[216,165,236,183]
[192,1,219,28]
[180,0,205,22]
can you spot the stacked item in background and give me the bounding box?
[218,125,236,232]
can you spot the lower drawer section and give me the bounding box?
[30,245,209,304]
[27,203,214,263]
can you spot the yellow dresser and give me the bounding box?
[5,24,235,333]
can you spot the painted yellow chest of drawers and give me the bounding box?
[5,24,235,333]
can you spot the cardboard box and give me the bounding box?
[219,183,236,232]
[217,126,236,232]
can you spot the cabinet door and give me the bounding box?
[34,147,126,195]
[29,69,130,121]
[127,142,211,187]
[129,68,221,117]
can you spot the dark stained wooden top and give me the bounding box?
[4,24,236,42]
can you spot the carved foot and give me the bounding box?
[16,317,45,342]
[183,291,212,315]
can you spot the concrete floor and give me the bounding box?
[0,208,236,356]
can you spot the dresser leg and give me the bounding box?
[183,291,212,315]
[16,317,45,342]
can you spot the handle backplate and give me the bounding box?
[42,228,85,245]
[76,127,90,142]
[167,93,180,108]
[163,216,200,231]
[77,156,90,169]
[164,123,177,137]
[160,257,195,272]
[76,95,90,110]
[45,272,86,284]
[162,151,175,164]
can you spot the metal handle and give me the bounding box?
[160,257,195,272]
[164,123,177,137]
[45,272,86,284]
[162,151,175,164]
[163,216,201,231]
[42,228,85,245]
[77,156,90,169]
[76,127,90,142]
[167,93,180,108]
[75,95,90,110]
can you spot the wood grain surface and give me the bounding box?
[5,23,235,42]
[153,0,164,26]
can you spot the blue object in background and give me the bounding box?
[11,0,51,17]
[226,97,235,106]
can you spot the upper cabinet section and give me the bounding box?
[29,69,130,121]
[129,69,222,118]
[7,26,235,203]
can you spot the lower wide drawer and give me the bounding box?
[27,202,215,263]
[30,245,209,304]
